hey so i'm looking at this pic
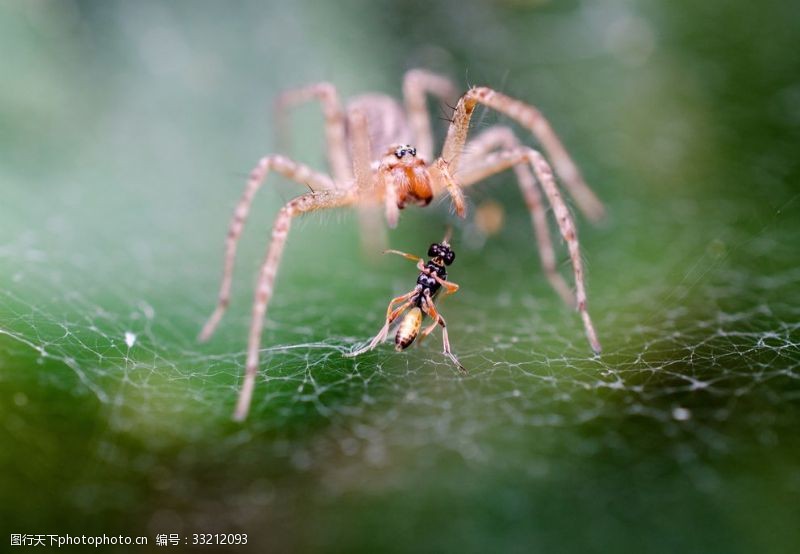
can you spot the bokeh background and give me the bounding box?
[1,0,799,552]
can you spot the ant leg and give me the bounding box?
[345,293,416,357]
[384,249,426,271]
[421,295,466,373]
[433,274,460,297]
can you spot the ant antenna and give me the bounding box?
[442,225,453,245]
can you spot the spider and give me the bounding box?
[345,233,465,371]
[198,69,604,421]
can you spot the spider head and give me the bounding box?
[428,242,455,266]
[384,144,433,209]
[394,145,417,159]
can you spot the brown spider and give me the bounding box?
[198,69,604,421]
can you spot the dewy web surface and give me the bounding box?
[2,197,798,478]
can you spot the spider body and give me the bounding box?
[347,238,463,369]
[381,145,433,210]
[199,69,605,420]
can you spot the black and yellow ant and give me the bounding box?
[346,233,466,372]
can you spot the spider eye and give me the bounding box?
[394,149,404,159]
[428,243,438,257]
[409,147,416,156]
[444,250,455,265]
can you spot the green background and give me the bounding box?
[1,0,799,552]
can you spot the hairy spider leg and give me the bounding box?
[457,147,602,354]
[421,293,466,373]
[348,108,373,192]
[379,163,401,228]
[459,126,575,307]
[431,158,467,217]
[402,69,459,162]
[232,189,358,421]
[348,106,390,255]
[198,156,335,343]
[273,82,352,185]
[441,87,605,222]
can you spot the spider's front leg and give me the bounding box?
[430,158,467,218]
[233,189,357,421]
[441,86,605,222]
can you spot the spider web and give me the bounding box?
[3,90,800,554]
[2,0,800,549]
[2,178,798,471]
[3,176,800,552]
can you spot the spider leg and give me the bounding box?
[344,291,417,358]
[355,205,388,257]
[459,126,576,307]
[420,293,466,373]
[380,165,401,228]
[456,147,602,354]
[348,107,388,254]
[198,156,335,343]
[274,82,352,185]
[233,189,357,421]
[402,69,459,161]
[440,87,604,221]
[431,158,467,218]
[348,108,373,192]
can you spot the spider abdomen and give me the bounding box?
[395,307,423,351]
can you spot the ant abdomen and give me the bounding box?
[395,307,422,351]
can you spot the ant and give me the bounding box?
[346,232,466,372]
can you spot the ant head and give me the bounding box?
[428,242,455,265]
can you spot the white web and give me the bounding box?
[2,195,798,484]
